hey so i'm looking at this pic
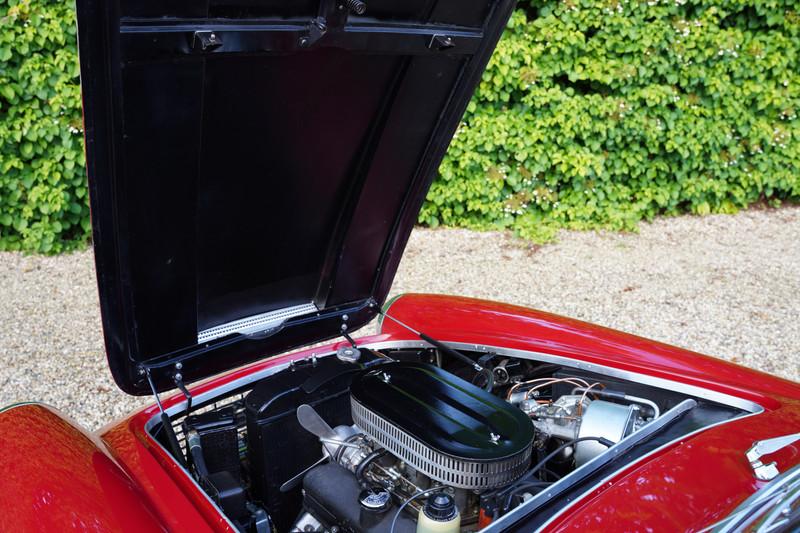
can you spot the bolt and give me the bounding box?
[175,362,182,370]
[341,324,348,331]
[342,314,349,321]
[174,373,182,381]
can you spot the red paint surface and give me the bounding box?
[548,406,800,532]
[4,294,800,531]
[0,404,165,532]
[380,294,800,407]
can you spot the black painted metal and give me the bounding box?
[119,21,484,60]
[351,362,534,461]
[75,0,516,394]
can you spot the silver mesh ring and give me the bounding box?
[351,397,532,490]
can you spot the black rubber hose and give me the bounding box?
[497,436,615,511]
[503,482,551,511]
[186,430,210,479]
[472,366,496,392]
[526,436,613,482]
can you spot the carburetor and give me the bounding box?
[514,390,652,466]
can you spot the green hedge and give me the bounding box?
[0,0,798,252]
[0,0,86,253]
[423,0,800,241]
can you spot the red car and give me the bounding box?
[2,0,799,531]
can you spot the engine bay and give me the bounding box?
[151,343,752,532]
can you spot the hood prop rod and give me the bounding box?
[376,306,495,390]
[144,368,188,467]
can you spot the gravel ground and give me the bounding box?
[1,207,799,430]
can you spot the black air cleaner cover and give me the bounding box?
[351,362,534,464]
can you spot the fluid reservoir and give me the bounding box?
[416,492,460,533]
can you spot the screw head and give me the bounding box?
[174,373,183,381]
[175,362,183,370]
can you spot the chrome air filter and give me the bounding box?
[350,362,534,490]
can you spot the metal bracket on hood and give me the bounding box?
[299,0,353,48]
[299,17,328,48]
[191,30,223,52]
[429,34,456,51]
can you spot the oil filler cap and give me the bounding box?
[359,487,391,513]
[423,492,458,522]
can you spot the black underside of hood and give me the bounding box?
[75,0,515,394]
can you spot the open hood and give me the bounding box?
[75,0,515,394]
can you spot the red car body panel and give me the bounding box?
[548,405,800,532]
[3,294,799,531]
[0,404,165,532]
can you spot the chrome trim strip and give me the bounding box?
[148,338,763,424]
[197,302,317,343]
[708,463,800,533]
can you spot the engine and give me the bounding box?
[174,352,676,533]
[289,363,655,533]
[291,362,535,532]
